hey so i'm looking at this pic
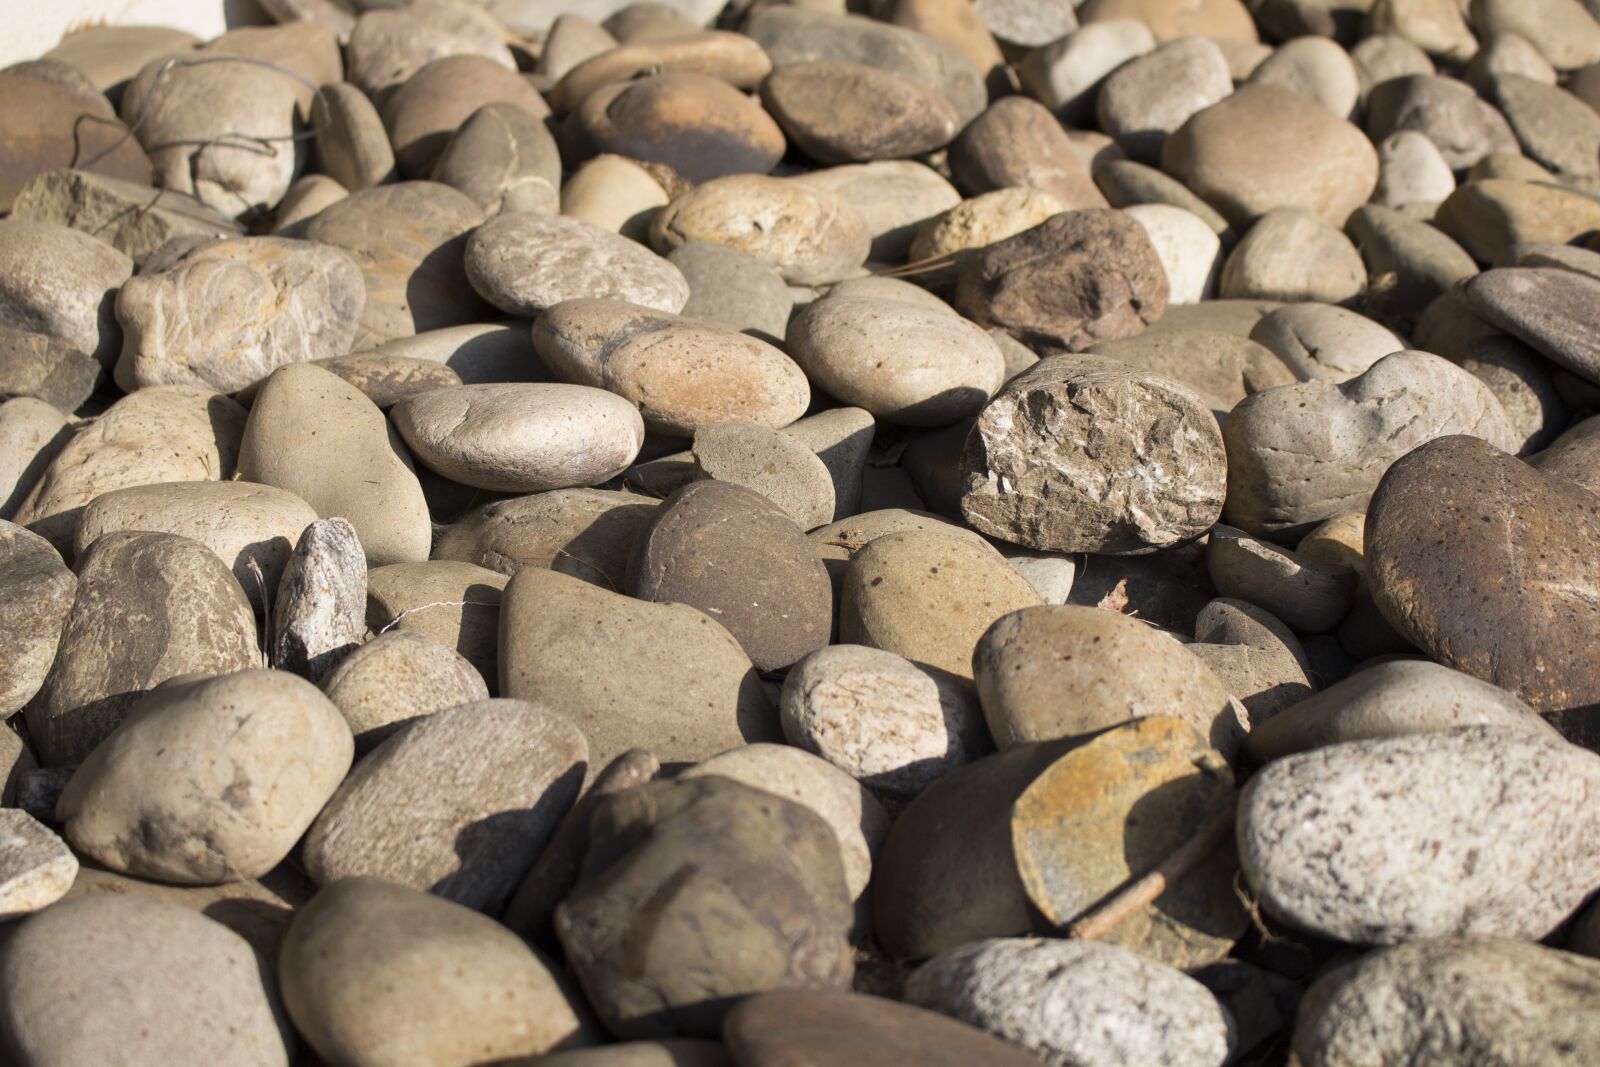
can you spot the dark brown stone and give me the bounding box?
[953,208,1168,351]
[760,61,958,165]
[1367,434,1600,714]
[948,96,1109,210]
[627,480,832,672]
[0,73,153,213]
[722,990,1043,1067]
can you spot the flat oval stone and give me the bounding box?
[393,383,644,493]
[303,182,490,349]
[28,531,259,768]
[1248,302,1407,382]
[550,32,772,113]
[1245,659,1556,764]
[1205,524,1359,634]
[533,299,810,435]
[568,72,785,185]
[691,423,835,531]
[58,670,352,883]
[75,481,319,615]
[0,218,133,369]
[1461,267,1600,383]
[840,530,1042,680]
[905,938,1233,1067]
[1293,939,1600,1067]
[382,54,550,179]
[467,212,689,316]
[1240,725,1600,943]
[365,560,506,687]
[1222,353,1519,538]
[319,631,488,752]
[1366,433,1600,712]
[974,605,1239,758]
[501,567,776,777]
[780,643,988,797]
[433,101,561,217]
[1162,83,1379,226]
[1097,37,1234,164]
[1218,207,1366,305]
[0,894,291,1067]
[950,96,1109,209]
[13,385,246,548]
[788,294,1005,427]
[239,363,431,567]
[345,3,516,96]
[0,523,74,717]
[723,990,1044,1067]
[113,236,365,393]
[953,209,1169,352]
[761,61,959,165]
[627,480,832,672]
[555,776,852,1039]
[304,698,586,911]
[434,488,659,590]
[650,174,871,286]
[960,355,1226,554]
[281,877,591,1065]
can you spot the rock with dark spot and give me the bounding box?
[0,329,101,412]
[28,531,259,767]
[57,670,352,884]
[555,776,854,1038]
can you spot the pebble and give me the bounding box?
[1222,352,1518,537]
[1123,203,1222,305]
[0,810,76,919]
[1097,37,1233,165]
[909,186,1068,264]
[0,523,74,717]
[393,382,644,493]
[841,530,1042,679]
[761,61,959,165]
[1293,938,1600,1067]
[668,241,793,341]
[75,480,318,614]
[560,154,671,242]
[724,989,1043,1066]
[366,560,506,686]
[1244,659,1557,764]
[1240,725,1600,943]
[1487,74,1600,178]
[239,363,432,566]
[950,97,1109,211]
[1366,433,1600,712]
[468,212,688,317]
[533,298,810,435]
[58,669,352,883]
[555,776,853,1038]
[1206,525,1359,633]
[0,218,132,370]
[434,487,658,589]
[690,423,835,530]
[311,82,395,193]
[1373,129,1456,208]
[960,355,1226,554]
[28,531,259,767]
[0,894,292,1066]
[787,160,962,264]
[1087,329,1292,415]
[788,288,1005,426]
[1248,34,1359,118]
[271,516,366,681]
[0,71,152,213]
[0,398,68,520]
[432,102,562,216]
[345,3,515,96]
[1188,597,1315,718]
[501,567,776,774]
[1434,177,1600,266]
[549,31,771,114]
[1462,266,1600,382]
[1020,20,1157,125]
[1349,204,1478,329]
[1473,0,1600,70]
[1218,208,1366,305]
[905,938,1234,1067]
[0,329,99,413]
[280,877,592,1065]
[974,605,1242,760]
[777,408,875,523]
[11,169,244,265]
[955,209,1168,351]
[627,480,832,671]
[320,630,487,752]
[1248,302,1406,381]
[382,54,549,180]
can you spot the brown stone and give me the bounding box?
[381,54,551,179]
[948,96,1109,210]
[0,72,153,212]
[761,61,959,165]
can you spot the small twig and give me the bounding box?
[873,250,961,278]
[245,554,271,668]
[1068,796,1239,942]
[376,599,500,635]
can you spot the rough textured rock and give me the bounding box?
[0,329,100,413]
[974,606,1241,760]
[467,212,688,316]
[501,567,776,776]
[780,643,988,797]
[1240,725,1600,943]
[1222,353,1519,538]
[280,877,591,1066]
[113,236,364,393]
[28,531,259,767]
[393,383,644,493]
[57,670,352,884]
[627,480,832,671]
[0,811,76,919]
[272,517,366,681]
[953,209,1169,352]
[1293,938,1600,1067]
[723,990,1044,1067]
[303,698,586,912]
[0,894,291,1066]
[0,218,132,370]
[906,938,1234,1067]
[238,363,431,567]
[75,480,319,615]
[0,523,75,717]
[1162,84,1379,226]
[1366,433,1600,713]
[840,530,1042,680]
[9,169,243,266]
[960,355,1226,554]
[555,776,854,1039]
